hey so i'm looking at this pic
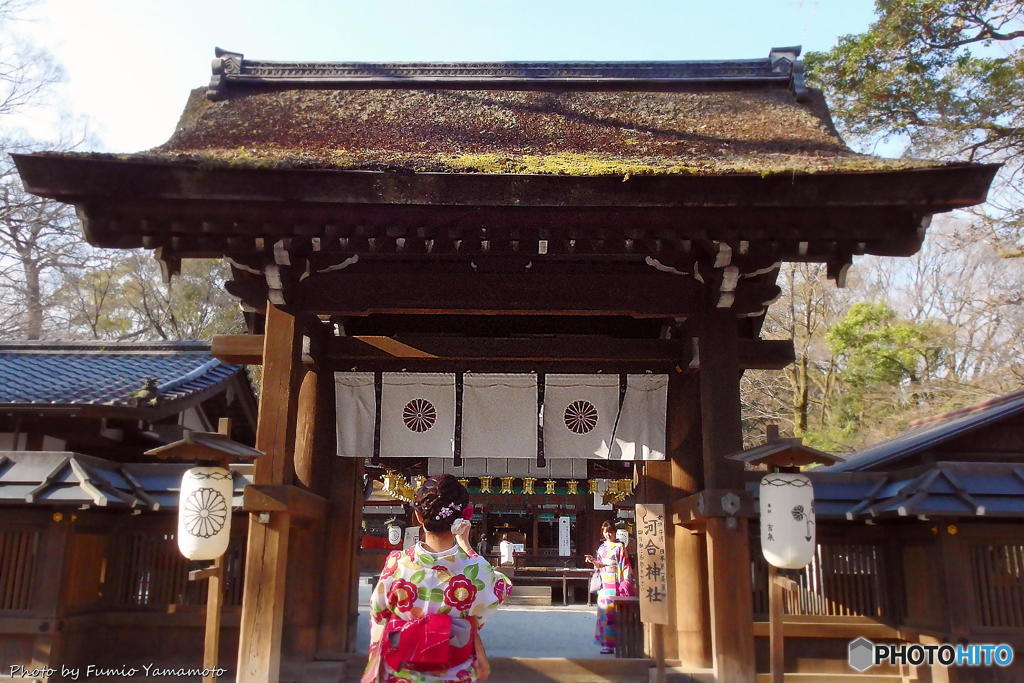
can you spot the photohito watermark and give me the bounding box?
[848,637,1014,671]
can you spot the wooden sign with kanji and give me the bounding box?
[635,503,669,625]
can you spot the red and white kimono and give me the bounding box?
[363,543,512,683]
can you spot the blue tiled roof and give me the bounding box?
[0,341,243,408]
[744,463,1024,520]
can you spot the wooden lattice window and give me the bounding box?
[0,527,39,611]
[108,529,245,608]
[753,541,891,618]
[970,543,1024,629]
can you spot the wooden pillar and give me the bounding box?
[35,515,73,672]
[236,304,303,683]
[667,373,711,669]
[699,310,755,682]
[317,457,364,656]
[936,526,974,683]
[316,346,364,660]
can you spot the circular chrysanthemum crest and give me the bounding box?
[182,487,228,538]
[403,398,437,432]
[564,400,599,434]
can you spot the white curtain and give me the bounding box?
[335,372,375,457]
[380,372,455,458]
[462,373,538,459]
[542,374,620,459]
[610,374,668,460]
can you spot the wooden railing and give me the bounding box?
[0,527,39,612]
[107,530,245,609]
[969,542,1024,629]
[611,596,643,658]
[752,541,892,619]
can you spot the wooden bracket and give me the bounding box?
[243,484,327,521]
[189,566,220,582]
[671,488,753,527]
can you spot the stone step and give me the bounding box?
[507,584,552,606]
[341,657,653,682]
[754,675,903,682]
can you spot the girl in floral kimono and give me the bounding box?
[585,520,635,654]
[363,475,512,683]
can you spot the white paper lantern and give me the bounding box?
[178,467,233,560]
[760,473,815,569]
[387,521,404,546]
[615,528,630,545]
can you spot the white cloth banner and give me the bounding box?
[610,374,668,460]
[380,373,455,458]
[543,374,619,459]
[462,373,537,459]
[335,372,375,457]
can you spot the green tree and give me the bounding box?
[806,0,1024,249]
[827,302,947,388]
[803,302,950,451]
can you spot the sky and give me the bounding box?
[10,0,882,153]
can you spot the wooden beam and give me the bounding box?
[211,334,794,370]
[295,272,708,317]
[243,485,328,521]
[212,334,264,364]
[671,489,755,527]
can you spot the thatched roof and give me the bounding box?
[150,86,927,176]
[96,48,932,177]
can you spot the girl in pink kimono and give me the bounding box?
[363,475,512,683]
[585,520,635,654]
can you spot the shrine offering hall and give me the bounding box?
[13,46,997,682]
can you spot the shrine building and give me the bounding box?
[12,47,998,681]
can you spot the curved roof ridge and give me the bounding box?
[208,46,808,100]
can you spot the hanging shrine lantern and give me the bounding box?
[588,479,601,494]
[385,516,406,546]
[521,477,537,494]
[566,480,579,495]
[544,479,557,494]
[479,476,494,494]
[725,425,837,571]
[500,477,515,494]
[178,467,233,560]
[412,475,427,492]
[760,473,815,569]
[458,477,471,490]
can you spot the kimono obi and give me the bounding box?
[382,612,475,673]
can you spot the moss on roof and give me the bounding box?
[147,86,934,176]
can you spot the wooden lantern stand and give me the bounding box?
[145,418,264,683]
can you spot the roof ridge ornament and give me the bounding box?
[206,46,806,101]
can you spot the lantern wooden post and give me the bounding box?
[147,417,264,683]
[726,425,840,683]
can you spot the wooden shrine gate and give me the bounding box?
[14,48,997,682]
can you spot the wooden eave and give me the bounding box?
[11,154,998,265]
[12,153,998,321]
